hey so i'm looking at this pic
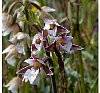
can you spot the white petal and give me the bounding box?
[3,24,20,36]
[17,11,24,19]
[5,77,22,93]
[6,56,16,66]
[19,21,24,29]
[29,69,39,84]
[64,36,73,43]
[66,42,72,53]
[2,25,6,32]
[24,59,35,65]
[2,45,15,54]
[5,49,17,60]
[58,36,73,53]
[16,44,25,54]
[42,6,55,12]
[44,19,54,24]
[24,69,32,77]
[8,83,17,90]
[2,28,12,36]
[17,32,26,40]
[48,26,57,36]
[23,78,28,82]
[43,24,50,30]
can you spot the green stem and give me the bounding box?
[46,51,57,93]
[45,38,57,93]
[24,7,31,58]
[76,5,86,93]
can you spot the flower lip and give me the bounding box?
[33,60,42,68]
[23,67,39,84]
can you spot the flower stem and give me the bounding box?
[45,38,57,93]
[75,5,86,93]
[24,7,31,58]
[46,51,57,93]
[54,44,67,93]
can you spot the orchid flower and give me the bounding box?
[43,19,70,37]
[9,32,30,44]
[57,36,73,53]
[26,56,53,75]
[32,32,44,51]
[6,55,16,66]
[47,34,83,53]
[2,13,20,36]
[2,23,20,36]
[16,56,53,84]
[43,19,58,36]
[5,76,23,93]
[2,44,18,59]
[2,13,14,32]
[2,44,25,66]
